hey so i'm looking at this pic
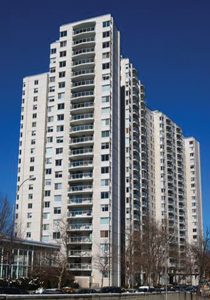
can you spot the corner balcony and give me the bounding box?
[72,37,95,50]
[70,136,94,147]
[68,223,92,231]
[73,46,95,59]
[69,159,93,170]
[69,250,92,258]
[71,101,94,114]
[68,263,92,271]
[72,58,95,71]
[71,79,94,92]
[72,67,95,81]
[70,124,94,136]
[68,197,92,206]
[69,184,93,194]
[71,90,94,103]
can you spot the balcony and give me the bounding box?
[69,159,93,170]
[70,136,93,147]
[70,112,94,123]
[68,263,92,271]
[73,37,95,49]
[69,172,93,181]
[71,90,94,102]
[68,197,92,206]
[72,58,95,71]
[71,79,94,92]
[71,101,94,113]
[70,124,94,135]
[72,47,95,59]
[68,235,92,243]
[68,223,92,231]
[69,250,92,257]
[67,210,92,218]
[72,68,94,80]
[69,184,93,193]
[70,147,93,158]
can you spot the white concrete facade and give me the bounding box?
[16,14,121,288]
[184,138,203,244]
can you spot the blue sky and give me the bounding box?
[0,0,209,228]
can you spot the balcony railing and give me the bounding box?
[69,172,93,180]
[68,263,91,270]
[72,79,94,88]
[72,90,94,99]
[73,37,95,46]
[73,47,95,56]
[70,136,93,144]
[68,236,92,243]
[68,198,92,205]
[73,58,94,66]
[73,26,95,35]
[71,113,93,121]
[70,148,93,156]
[69,160,93,168]
[70,124,94,133]
[71,101,94,110]
[68,223,92,230]
[67,210,92,218]
[72,68,94,77]
[69,250,92,257]
[69,185,92,192]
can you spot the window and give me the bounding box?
[43,212,50,220]
[33,96,38,102]
[100,230,109,237]
[58,82,65,88]
[59,71,65,78]
[28,194,33,200]
[101,167,109,174]
[29,166,34,172]
[101,204,109,212]
[60,30,67,37]
[53,232,61,239]
[101,154,109,161]
[31,139,35,145]
[60,51,66,57]
[59,61,66,68]
[60,40,67,47]
[42,224,49,230]
[102,84,110,93]
[48,116,54,122]
[101,107,110,114]
[54,195,62,202]
[56,148,63,154]
[26,232,31,238]
[102,63,110,70]
[57,125,64,132]
[55,183,62,190]
[55,171,62,178]
[102,41,110,48]
[103,21,110,27]
[58,103,65,109]
[56,136,63,143]
[103,31,110,38]
[28,203,32,209]
[47,136,53,143]
[101,179,109,186]
[45,168,52,175]
[51,48,56,54]
[58,92,65,100]
[30,157,35,162]
[54,207,61,214]
[100,217,109,225]
[55,159,62,166]
[45,179,51,186]
[44,201,50,208]
[102,95,110,103]
[101,131,110,138]
[27,222,31,228]
[45,190,51,197]
[101,142,109,149]
[34,88,38,93]
[102,73,110,80]
[27,213,32,219]
[101,119,110,126]
[57,114,64,121]
[32,122,36,127]
[101,192,109,199]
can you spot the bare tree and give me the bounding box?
[191,228,210,282]
[93,240,110,287]
[0,196,12,239]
